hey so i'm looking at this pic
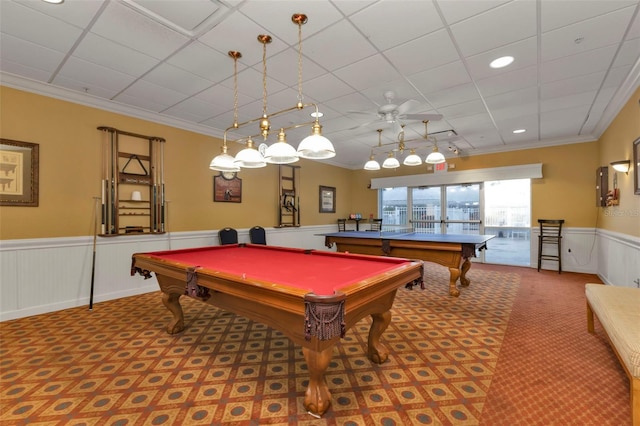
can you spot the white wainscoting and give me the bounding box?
[1,226,637,321]
[0,226,337,321]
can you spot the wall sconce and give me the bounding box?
[610,160,630,174]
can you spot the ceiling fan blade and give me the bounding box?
[403,113,443,121]
[347,110,374,116]
[347,120,376,131]
[396,99,421,115]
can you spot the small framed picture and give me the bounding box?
[634,137,640,195]
[0,138,39,207]
[319,185,335,213]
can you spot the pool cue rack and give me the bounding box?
[278,164,300,227]
[98,126,166,236]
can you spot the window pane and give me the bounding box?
[381,187,407,228]
[412,186,441,234]
[445,184,480,235]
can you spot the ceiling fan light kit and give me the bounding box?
[210,13,335,172]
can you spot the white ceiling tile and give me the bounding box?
[11,0,106,28]
[425,83,481,108]
[383,29,460,76]
[541,91,596,113]
[449,0,537,56]
[540,73,605,100]
[540,0,638,32]
[238,1,344,45]
[195,84,253,110]
[461,129,504,148]
[263,48,326,89]
[476,65,538,98]
[540,106,589,139]
[0,1,84,52]
[349,0,443,51]
[581,87,617,134]
[54,57,137,95]
[300,20,378,71]
[196,11,273,66]
[299,73,356,103]
[541,7,635,62]
[437,0,511,25]
[448,112,496,133]
[167,41,237,82]
[495,114,539,141]
[612,38,640,68]
[163,96,226,122]
[73,33,159,77]
[143,63,213,97]
[331,0,378,16]
[334,55,401,91]
[603,65,633,90]
[126,0,221,32]
[541,45,618,83]
[1,60,56,82]
[115,79,190,111]
[53,74,118,100]
[90,1,189,60]
[221,67,287,103]
[485,86,538,121]
[409,61,471,95]
[465,36,537,81]
[0,34,65,77]
[437,99,488,120]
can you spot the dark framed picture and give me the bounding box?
[0,138,39,207]
[634,137,640,195]
[319,185,335,213]
[214,173,242,202]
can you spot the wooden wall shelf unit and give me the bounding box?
[98,127,166,236]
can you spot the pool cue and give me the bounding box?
[89,196,99,310]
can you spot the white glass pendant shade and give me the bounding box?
[264,129,299,164]
[403,150,422,166]
[234,139,267,168]
[364,155,380,170]
[297,122,336,159]
[382,153,400,169]
[425,146,445,164]
[210,145,240,172]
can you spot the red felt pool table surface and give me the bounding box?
[131,243,423,416]
[136,244,414,295]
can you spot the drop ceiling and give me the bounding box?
[1,0,639,169]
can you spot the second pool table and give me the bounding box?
[131,244,423,417]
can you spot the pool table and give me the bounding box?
[322,231,494,297]
[131,244,422,416]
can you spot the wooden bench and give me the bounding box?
[585,283,640,425]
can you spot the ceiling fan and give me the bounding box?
[348,90,443,133]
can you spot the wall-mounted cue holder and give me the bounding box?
[98,126,166,236]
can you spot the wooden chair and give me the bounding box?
[218,227,238,245]
[249,226,267,245]
[337,219,347,232]
[368,218,383,232]
[537,219,564,273]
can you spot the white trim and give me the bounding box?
[370,163,543,189]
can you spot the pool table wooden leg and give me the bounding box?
[302,345,334,416]
[368,310,391,363]
[459,257,472,287]
[448,267,461,297]
[161,292,185,334]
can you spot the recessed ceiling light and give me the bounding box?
[310,111,323,118]
[490,56,514,69]
[513,129,526,134]
[42,0,64,3]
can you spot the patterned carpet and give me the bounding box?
[0,264,629,425]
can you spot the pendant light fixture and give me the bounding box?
[213,14,335,171]
[293,14,335,160]
[209,51,242,173]
[382,152,400,169]
[425,144,445,164]
[403,149,422,166]
[364,129,383,170]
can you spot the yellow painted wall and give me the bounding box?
[1,85,638,240]
[597,86,640,237]
[0,87,352,239]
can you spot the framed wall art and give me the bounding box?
[0,138,39,207]
[634,137,640,195]
[319,185,335,213]
[214,172,242,202]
